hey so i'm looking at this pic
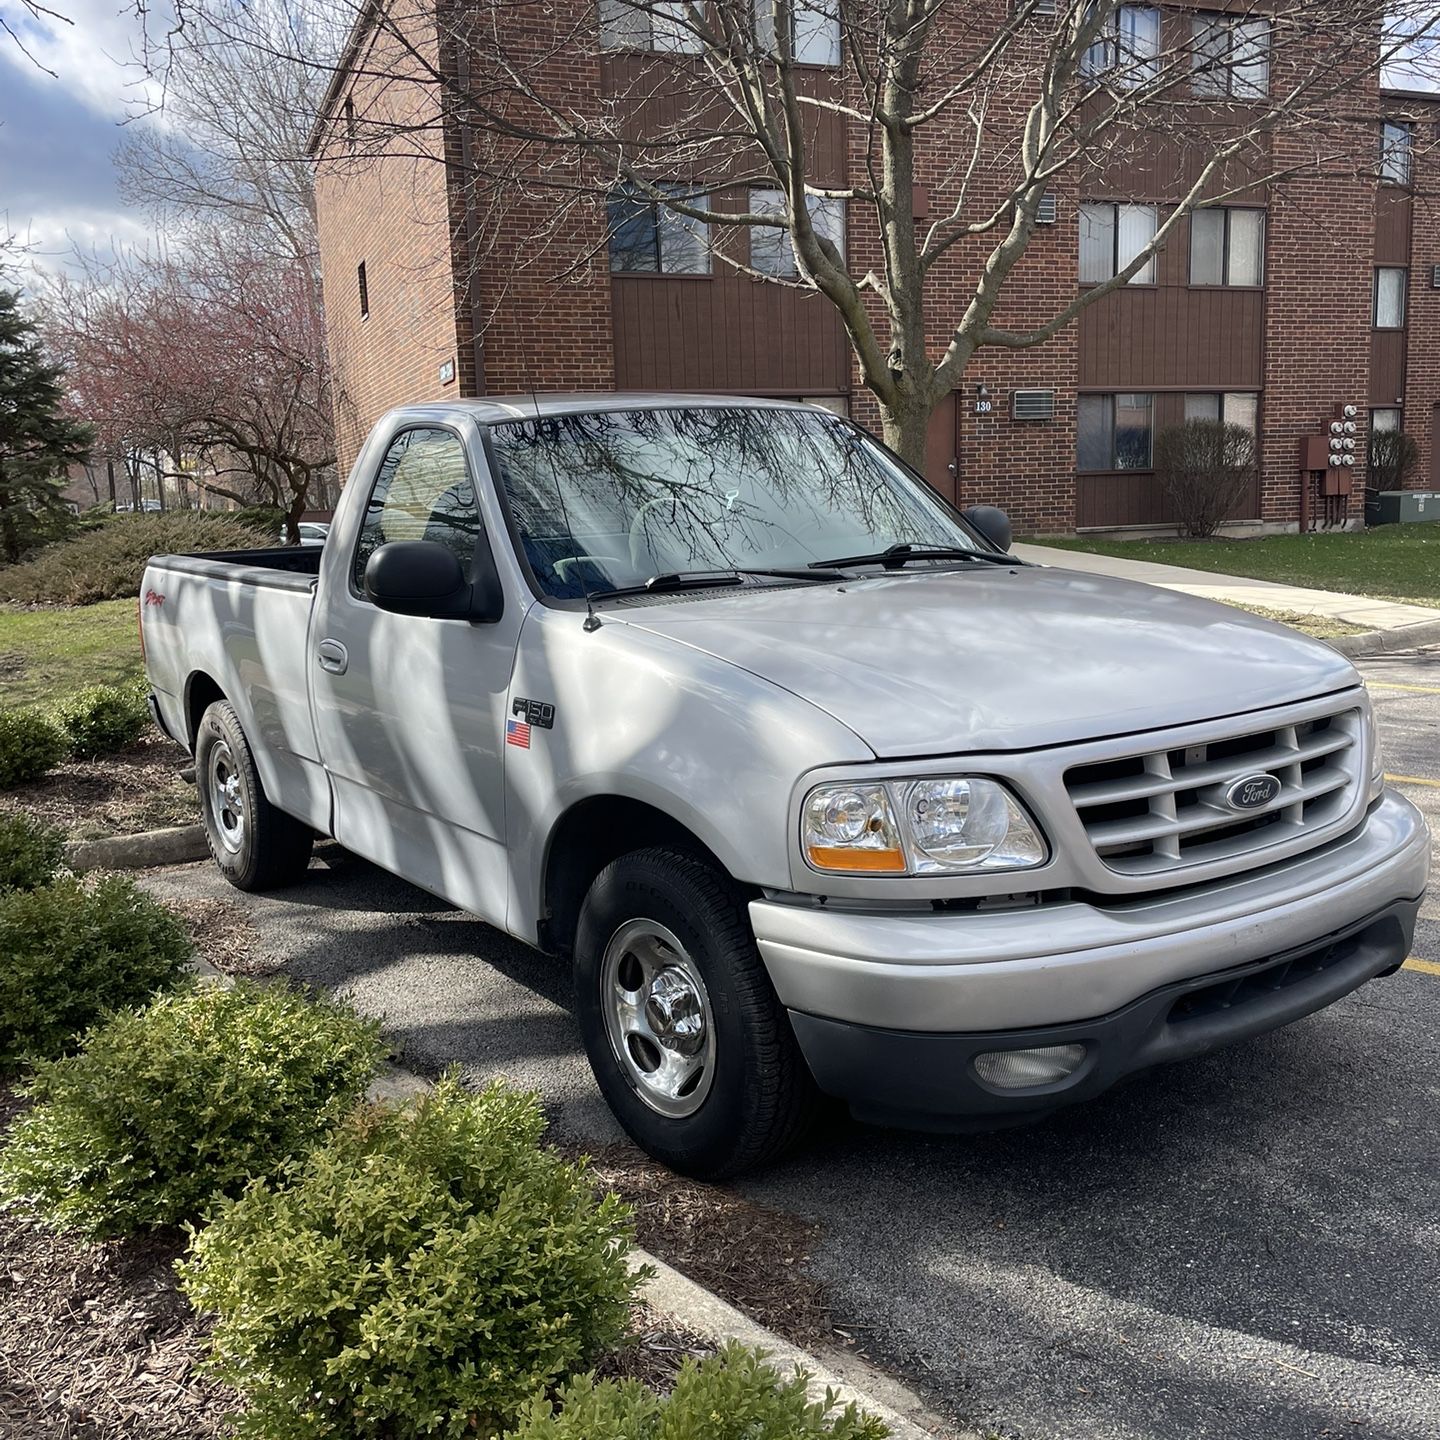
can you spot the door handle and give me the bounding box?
[317,639,348,675]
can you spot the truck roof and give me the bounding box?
[384,393,830,427]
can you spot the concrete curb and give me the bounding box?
[1326,617,1440,657]
[631,1247,961,1438]
[66,823,209,873]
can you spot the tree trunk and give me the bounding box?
[283,485,308,545]
[0,468,18,565]
[879,396,934,476]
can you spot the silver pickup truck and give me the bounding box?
[141,396,1429,1176]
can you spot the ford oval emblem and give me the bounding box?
[1224,773,1282,811]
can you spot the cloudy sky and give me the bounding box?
[1,0,162,269]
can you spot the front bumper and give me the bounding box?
[750,790,1428,1125]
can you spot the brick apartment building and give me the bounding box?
[310,4,1440,535]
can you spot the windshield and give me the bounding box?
[487,406,982,600]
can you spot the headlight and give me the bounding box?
[802,777,1046,876]
[801,784,906,872]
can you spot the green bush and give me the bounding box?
[0,875,191,1070]
[508,1343,889,1440]
[179,1077,639,1440]
[51,680,150,758]
[0,810,66,890]
[0,982,385,1237]
[0,512,271,606]
[0,708,69,788]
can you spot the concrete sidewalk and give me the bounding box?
[1015,541,1440,644]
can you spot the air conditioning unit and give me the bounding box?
[1032,0,1058,12]
[1036,192,1058,225]
[1011,389,1056,422]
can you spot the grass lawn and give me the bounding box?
[1039,523,1440,610]
[0,599,142,710]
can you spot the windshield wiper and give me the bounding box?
[810,543,1015,571]
[591,569,745,600]
[738,566,848,583]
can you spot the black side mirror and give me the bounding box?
[364,539,504,622]
[961,504,1013,554]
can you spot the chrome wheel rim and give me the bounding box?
[207,740,246,854]
[600,919,716,1118]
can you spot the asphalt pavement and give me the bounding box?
[137,649,1440,1440]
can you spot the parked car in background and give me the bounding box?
[140,396,1430,1177]
[281,521,330,547]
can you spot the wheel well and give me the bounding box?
[540,797,732,957]
[184,673,226,752]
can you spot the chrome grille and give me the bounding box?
[1064,708,1363,876]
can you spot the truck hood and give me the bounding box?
[615,564,1360,757]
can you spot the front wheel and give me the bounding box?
[574,847,818,1178]
[195,699,313,892]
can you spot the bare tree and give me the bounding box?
[296,0,1439,466]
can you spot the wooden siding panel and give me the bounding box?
[1077,288,1265,390]
[613,276,849,394]
[1371,329,1407,406]
[1375,189,1412,266]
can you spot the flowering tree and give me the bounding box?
[44,237,334,539]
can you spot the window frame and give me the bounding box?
[1077,391,1155,472]
[1080,5,1160,88]
[598,0,702,54]
[747,188,847,277]
[1183,391,1260,433]
[348,424,483,603]
[607,182,712,277]
[1374,267,1408,330]
[1380,121,1414,187]
[1078,201,1157,285]
[357,261,369,320]
[753,0,842,67]
[1190,12,1270,99]
[1188,207,1266,288]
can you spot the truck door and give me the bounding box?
[309,422,526,925]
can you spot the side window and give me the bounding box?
[352,428,481,594]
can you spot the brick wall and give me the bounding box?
[1402,96,1440,493]
[314,7,464,477]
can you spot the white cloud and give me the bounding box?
[9,205,161,278]
[0,0,167,121]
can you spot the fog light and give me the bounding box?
[974,1044,1086,1090]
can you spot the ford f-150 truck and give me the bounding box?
[141,396,1430,1177]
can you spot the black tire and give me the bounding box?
[574,847,818,1178]
[194,699,313,892]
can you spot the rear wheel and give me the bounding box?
[574,847,817,1178]
[195,699,313,891]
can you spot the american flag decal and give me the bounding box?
[506,719,531,749]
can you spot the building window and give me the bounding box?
[754,0,840,66]
[599,0,701,53]
[1381,121,1414,186]
[1189,208,1265,286]
[1374,267,1407,329]
[1079,202,1156,284]
[1184,392,1259,432]
[1081,6,1159,88]
[357,261,369,319]
[1371,407,1401,435]
[1078,393,1153,470]
[749,189,846,276]
[1191,14,1269,98]
[607,183,710,274]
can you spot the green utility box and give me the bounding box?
[1366,490,1440,525]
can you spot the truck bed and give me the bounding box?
[152,545,324,590]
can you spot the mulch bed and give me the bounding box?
[0,1090,716,1440]
[0,737,195,842]
[576,1145,835,1351]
